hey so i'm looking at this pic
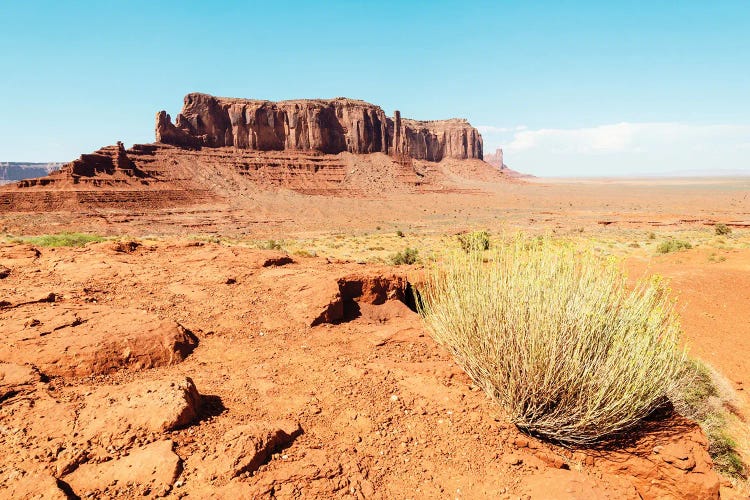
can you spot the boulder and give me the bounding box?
[287,276,344,327]
[77,377,201,441]
[0,305,198,378]
[2,472,70,500]
[201,420,302,480]
[0,362,40,402]
[64,440,181,497]
[284,271,412,326]
[592,416,721,500]
[337,273,409,305]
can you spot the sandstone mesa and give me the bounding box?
[0,93,500,212]
[156,93,483,161]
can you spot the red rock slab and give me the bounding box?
[0,362,40,402]
[77,377,201,442]
[519,468,640,499]
[63,440,181,497]
[0,304,197,378]
[2,472,70,500]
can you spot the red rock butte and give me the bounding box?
[156,93,483,161]
[0,93,502,212]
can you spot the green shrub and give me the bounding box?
[670,359,747,478]
[458,231,491,253]
[23,232,104,247]
[264,239,283,250]
[656,239,692,254]
[396,230,405,238]
[390,247,419,265]
[709,432,745,478]
[292,249,316,258]
[708,253,727,263]
[418,236,685,445]
[715,224,732,236]
[191,234,221,244]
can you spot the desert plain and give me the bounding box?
[1,95,749,499]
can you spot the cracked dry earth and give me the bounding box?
[0,240,734,499]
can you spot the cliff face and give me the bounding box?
[484,148,505,169]
[156,93,483,162]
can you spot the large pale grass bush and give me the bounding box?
[418,236,686,445]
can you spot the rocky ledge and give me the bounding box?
[156,93,483,162]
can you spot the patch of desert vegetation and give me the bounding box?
[672,360,748,479]
[418,235,687,445]
[6,231,105,247]
[1,221,748,497]
[417,233,748,482]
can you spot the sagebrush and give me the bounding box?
[657,239,692,254]
[418,236,685,445]
[17,232,104,247]
[390,247,419,265]
[715,224,732,236]
[670,359,747,478]
[458,231,490,252]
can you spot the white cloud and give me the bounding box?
[481,122,750,176]
[476,124,527,134]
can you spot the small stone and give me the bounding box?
[514,437,529,448]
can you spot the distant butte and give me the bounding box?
[0,93,511,212]
[156,93,483,162]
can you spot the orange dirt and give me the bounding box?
[1,163,749,498]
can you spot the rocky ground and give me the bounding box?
[2,87,749,498]
[1,149,750,498]
[1,237,745,499]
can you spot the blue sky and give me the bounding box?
[2,1,748,176]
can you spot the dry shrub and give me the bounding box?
[670,359,747,478]
[390,247,419,265]
[18,232,104,247]
[458,230,491,252]
[418,236,685,445]
[656,239,692,254]
[714,224,732,236]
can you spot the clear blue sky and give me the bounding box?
[2,1,749,176]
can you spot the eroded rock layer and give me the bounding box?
[156,93,483,161]
[0,95,499,211]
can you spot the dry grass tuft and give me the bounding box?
[458,230,491,252]
[670,359,747,478]
[418,235,686,445]
[13,232,105,247]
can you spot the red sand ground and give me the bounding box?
[1,168,749,499]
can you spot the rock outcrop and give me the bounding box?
[156,93,483,162]
[0,95,498,212]
[76,377,202,439]
[17,142,148,188]
[484,148,505,169]
[64,440,182,497]
[0,305,198,378]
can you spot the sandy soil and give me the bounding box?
[1,174,749,499]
